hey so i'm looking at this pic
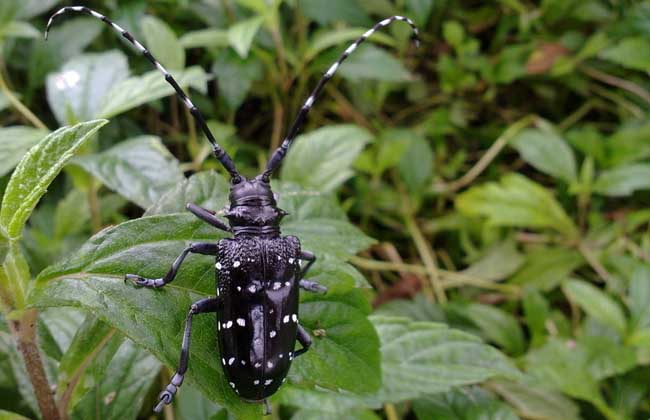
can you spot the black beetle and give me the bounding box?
[45,6,419,415]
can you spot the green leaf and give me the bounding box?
[339,44,413,82]
[563,279,627,335]
[180,28,229,49]
[305,28,395,62]
[299,0,371,26]
[578,335,636,380]
[511,128,577,182]
[141,15,185,70]
[456,173,578,238]
[0,126,49,177]
[0,409,30,420]
[406,0,434,27]
[174,385,225,420]
[70,339,160,420]
[463,303,525,355]
[0,120,108,240]
[145,170,231,216]
[212,50,263,110]
[600,37,650,71]
[46,51,129,125]
[54,189,90,239]
[413,387,519,420]
[489,379,581,420]
[510,247,583,291]
[74,136,184,209]
[398,130,434,192]
[462,240,525,282]
[1,21,39,39]
[98,66,210,119]
[371,316,520,403]
[290,290,381,393]
[292,408,380,420]
[228,16,264,59]
[281,125,372,192]
[629,265,650,330]
[593,164,650,197]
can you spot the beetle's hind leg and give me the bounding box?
[125,242,217,288]
[294,325,312,358]
[154,296,221,413]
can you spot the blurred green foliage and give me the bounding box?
[1,0,650,419]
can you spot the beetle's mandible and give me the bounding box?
[45,6,419,415]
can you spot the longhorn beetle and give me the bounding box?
[46,6,419,415]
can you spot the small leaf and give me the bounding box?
[489,379,581,420]
[0,409,31,420]
[463,303,525,355]
[0,126,49,177]
[212,50,264,110]
[299,0,371,26]
[371,316,520,403]
[74,136,184,209]
[398,130,434,192]
[456,173,578,238]
[2,21,40,39]
[629,265,650,330]
[0,120,108,240]
[600,37,650,71]
[510,247,583,291]
[305,28,394,62]
[46,51,129,125]
[462,240,524,282]
[593,163,650,197]
[228,16,264,58]
[563,279,627,335]
[281,125,372,192]
[406,0,434,27]
[511,128,577,182]
[141,15,185,70]
[98,66,210,119]
[180,28,229,49]
[339,44,413,82]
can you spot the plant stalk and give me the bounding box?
[0,71,47,130]
[9,310,62,420]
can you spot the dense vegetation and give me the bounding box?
[1,0,650,419]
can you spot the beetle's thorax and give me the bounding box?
[225,176,286,238]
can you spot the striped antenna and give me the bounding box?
[262,16,420,179]
[45,6,242,182]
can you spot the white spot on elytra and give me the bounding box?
[233,261,241,268]
[217,323,221,331]
[288,258,294,264]
[264,379,273,386]
[283,315,290,323]
[292,314,298,322]
[254,362,261,368]
[285,281,291,287]
[237,318,245,326]
[254,380,260,385]
[248,285,256,293]
[228,357,235,365]
[270,331,276,338]
[226,320,233,329]
[216,262,222,270]
[229,382,235,388]
[277,255,282,260]
[237,286,241,291]
[267,361,274,368]
[241,360,246,365]
[279,353,284,359]
[221,358,225,364]
[273,282,281,290]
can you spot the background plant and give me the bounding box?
[1,0,650,419]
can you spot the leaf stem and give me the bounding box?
[384,403,400,420]
[434,114,538,193]
[9,310,62,420]
[0,71,47,130]
[404,212,446,303]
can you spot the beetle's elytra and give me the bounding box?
[45,6,419,415]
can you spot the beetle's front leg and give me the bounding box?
[125,242,218,288]
[154,296,221,413]
[297,251,327,293]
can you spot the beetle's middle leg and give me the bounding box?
[154,296,221,413]
[125,242,218,288]
[297,251,327,293]
[294,325,312,358]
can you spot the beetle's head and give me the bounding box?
[225,176,287,230]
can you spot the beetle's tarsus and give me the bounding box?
[299,279,327,294]
[153,390,173,413]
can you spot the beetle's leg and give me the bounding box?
[154,296,221,413]
[186,203,231,232]
[125,242,218,288]
[298,251,327,293]
[263,399,272,415]
[294,325,312,358]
